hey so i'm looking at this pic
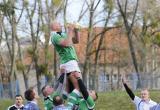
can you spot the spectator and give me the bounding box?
[122,76,157,110]
[8,95,24,110]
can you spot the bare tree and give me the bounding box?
[93,0,115,90]
[81,0,102,86]
[24,0,42,94]
[0,0,25,97]
[39,0,64,82]
[117,0,141,88]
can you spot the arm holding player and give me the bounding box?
[60,24,75,47]
[72,23,80,44]
[74,75,89,100]
[61,23,80,46]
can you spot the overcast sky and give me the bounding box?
[57,0,105,27]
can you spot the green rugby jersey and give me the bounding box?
[78,96,95,110]
[44,91,59,110]
[67,90,79,109]
[51,32,78,64]
[67,91,95,110]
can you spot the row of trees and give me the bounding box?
[0,0,160,98]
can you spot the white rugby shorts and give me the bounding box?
[60,60,81,73]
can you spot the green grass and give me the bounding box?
[0,91,160,110]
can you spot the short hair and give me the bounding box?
[15,94,23,98]
[53,95,63,106]
[141,88,149,91]
[141,88,149,93]
[24,88,35,101]
[41,85,47,96]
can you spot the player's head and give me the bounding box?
[89,90,98,101]
[50,21,62,32]
[41,85,54,97]
[141,88,149,101]
[53,95,64,106]
[15,95,23,106]
[24,88,36,101]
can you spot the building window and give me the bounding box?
[106,74,109,80]
[113,74,117,80]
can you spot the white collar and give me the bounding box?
[14,104,24,108]
[141,99,151,103]
[51,31,57,35]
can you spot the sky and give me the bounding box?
[57,0,106,27]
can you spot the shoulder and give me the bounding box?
[133,96,142,105]
[51,33,63,45]
[24,102,38,108]
[150,99,157,105]
[51,32,59,40]
[61,32,67,36]
[8,105,16,110]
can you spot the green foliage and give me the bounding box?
[0,2,15,16]
[16,59,25,71]
[150,20,159,28]
[40,24,48,33]
[104,0,114,12]
[143,34,152,46]
[24,0,29,7]
[46,51,52,60]
[153,33,160,47]
[37,64,47,75]
[27,47,34,55]
[52,0,63,6]
[27,47,39,61]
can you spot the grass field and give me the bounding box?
[0,90,160,110]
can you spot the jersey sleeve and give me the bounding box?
[43,91,59,110]
[133,96,141,106]
[86,96,95,109]
[7,106,12,110]
[67,89,80,108]
[51,33,63,45]
[44,99,53,110]
[123,83,135,100]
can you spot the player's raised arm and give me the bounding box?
[51,21,74,47]
[72,23,80,44]
[122,75,135,100]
